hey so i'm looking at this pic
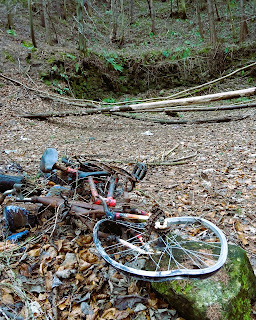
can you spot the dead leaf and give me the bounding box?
[2,293,14,304]
[116,310,131,320]
[58,296,71,311]
[75,273,85,282]
[86,305,99,320]
[100,307,117,319]
[128,282,140,295]
[79,261,91,272]
[0,241,17,251]
[114,295,148,311]
[45,271,53,291]
[19,263,32,277]
[79,249,98,264]
[28,248,41,257]
[76,235,93,246]
[237,232,249,245]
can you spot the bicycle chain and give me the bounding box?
[144,205,166,242]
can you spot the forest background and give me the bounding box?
[1,0,255,101]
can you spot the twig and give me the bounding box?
[147,160,189,166]
[0,73,97,107]
[52,287,58,320]
[98,158,188,166]
[151,144,179,162]
[162,61,256,100]
[162,144,180,159]
[170,153,197,162]
[50,204,62,238]
[138,102,256,113]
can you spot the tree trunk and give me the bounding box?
[42,0,52,45]
[239,0,248,42]
[214,0,220,21]
[110,0,118,42]
[56,0,62,19]
[76,0,87,54]
[226,0,236,39]
[6,0,14,29]
[120,0,124,45]
[147,0,156,35]
[40,0,45,27]
[196,0,204,39]
[63,0,67,20]
[207,0,217,47]
[129,0,134,25]
[21,87,256,119]
[28,0,37,48]
[180,0,187,19]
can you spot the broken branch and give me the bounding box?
[20,88,256,119]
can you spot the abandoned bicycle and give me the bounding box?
[0,149,228,282]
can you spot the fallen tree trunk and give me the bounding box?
[2,62,256,107]
[142,102,256,113]
[20,87,256,119]
[112,113,250,124]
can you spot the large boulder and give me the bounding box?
[152,244,256,320]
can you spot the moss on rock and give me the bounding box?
[152,244,256,320]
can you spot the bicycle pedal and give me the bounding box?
[132,163,147,181]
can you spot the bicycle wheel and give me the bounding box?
[93,216,228,282]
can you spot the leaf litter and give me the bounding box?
[0,76,256,319]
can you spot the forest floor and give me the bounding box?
[1,1,256,318]
[1,71,256,319]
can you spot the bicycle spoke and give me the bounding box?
[93,217,228,281]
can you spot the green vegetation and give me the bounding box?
[2,0,254,99]
[21,41,36,52]
[7,29,16,36]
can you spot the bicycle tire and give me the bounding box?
[93,216,228,282]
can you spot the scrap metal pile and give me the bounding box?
[0,148,148,240]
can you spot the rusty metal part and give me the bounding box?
[77,157,137,183]
[0,184,24,205]
[144,206,166,241]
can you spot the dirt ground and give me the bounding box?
[0,75,256,319]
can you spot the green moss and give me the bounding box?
[39,43,256,100]
[152,245,256,320]
[2,50,15,62]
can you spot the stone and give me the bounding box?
[151,244,256,320]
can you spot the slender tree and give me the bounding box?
[196,0,204,39]
[147,0,156,35]
[63,0,67,20]
[226,0,236,39]
[110,0,118,42]
[129,0,135,25]
[40,0,45,27]
[207,0,217,47]
[28,0,37,47]
[42,0,52,45]
[6,0,14,29]
[76,0,87,54]
[180,0,187,19]
[239,0,248,42]
[120,0,124,45]
[214,0,220,21]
